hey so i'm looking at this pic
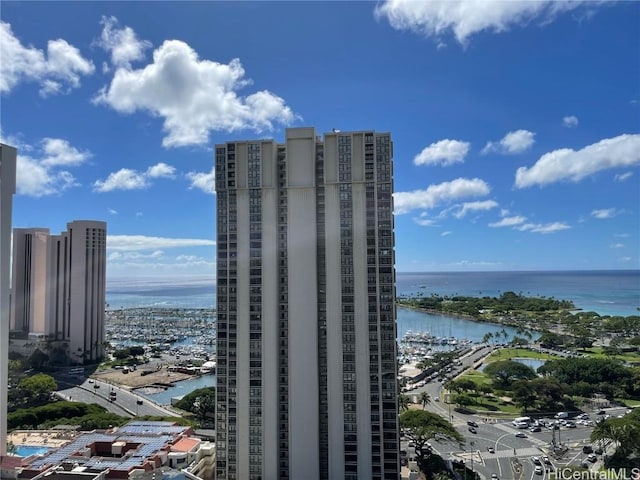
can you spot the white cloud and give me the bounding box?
[454,199,498,218]
[41,138,91,167]
[413,139,470,166]
[482,129,535,155]
[94,37,296,148]
[374,0,601,45]
[517,222,571,234]
[563,115,579,128]
[107,235,215,251]
[515,134,640,188]
[96,16,152,68]
[187,168,216,194]
[614,171,633,182]
[618,256,633,263]
[0,21,94,96]
[610,243,625,249]
[489,211,569,234]
[394,177,490,215]
[147,162,176,178]
[11,137,89,197]
[108,208,118,215]
[591,208,617,219]
[413,212,437,227]
[93,162,177,192]
[16,154,78,197]
[489,215,527,228]
[93,168,148,192]
[441,231,452,236]
[108,250,164,261]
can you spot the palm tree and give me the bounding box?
[591,418,613,454]
[481,332,493,345]
[419,391,431,409]
[398,394,410,412]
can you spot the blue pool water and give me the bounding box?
[14,445,51,457]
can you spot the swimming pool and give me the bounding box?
[13,445,51,457]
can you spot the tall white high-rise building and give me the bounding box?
[215,128,399,480]
[9,220,107,364]
[1,143,17,456]
[50,220,107,363]
[10,228,50,334]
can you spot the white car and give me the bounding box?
[535,466,543,475]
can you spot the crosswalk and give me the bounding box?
[453,446,542,461]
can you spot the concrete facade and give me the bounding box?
[8,220,107,364]
[1,143,17,456]
[10,228,50,333]
[215,128,399,480]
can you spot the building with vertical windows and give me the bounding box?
[9,220,107,365]
[10,228,50,334]
[48,220,107,363]
[215,127,399,480]
[1,143,17,456]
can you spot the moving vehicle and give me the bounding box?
[512,416,532,427]
[535,466,543,475]
[468,426,477,434]
[467,420,478,428]
[515,432,527,438]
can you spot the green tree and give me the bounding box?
[483,360,537,388]
[400,410,463,475]
[175,387,216,420]
[419,391,431,409]
[129,346,145,358]
[113,348,131,360]
[512,380,537,412]
[398,394,410,412]
[19,373,57,403]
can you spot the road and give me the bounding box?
[56,376,180,418]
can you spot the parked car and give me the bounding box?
[582,445,593,454]
[587,453,597,463]
[529,426,541,432]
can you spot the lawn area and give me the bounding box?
[447,371,521,415]
[615,398,640,407]
[488,347,556,361]
[458,370,492,387]
[580,347,640,363]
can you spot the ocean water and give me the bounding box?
[395,270,639,317]
[107,276,215,310]
[107,270,639,317]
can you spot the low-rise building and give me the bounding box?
[7,422,214,480]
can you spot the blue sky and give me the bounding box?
[2,1,639,278]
